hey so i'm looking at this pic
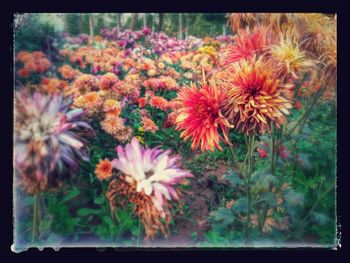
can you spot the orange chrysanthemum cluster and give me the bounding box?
[100,115,133,143]
[149,96,170,111]
[70,74,101,95]
[58,64,82,80]
[100,72,120,91]
[103,99,122,117]
[141,116,159,133]
[73,91,103,114]
[175,80,233,151]
[143,76,180,91]
[219,56,293,135]
[41,78,68,94]
[16,51,51,78]
[95,159,113,180]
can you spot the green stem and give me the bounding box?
[270,123,276,175]
[286,86,326,138]
[137,217,143,246]
[293,73,307,98]
[32,193,39,243]
[245,134,255,242]
[229,144,239,165]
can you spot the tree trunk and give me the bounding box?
[158,13,164,32]
[143,13,147,28]
[116,13,122,31]
[130,13,138,31]
[178,13,183,39]
[89,14,94,38]
[185,13,189,39]
[223,24,226,36]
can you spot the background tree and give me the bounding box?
[130,13,139,30]
[158,13,164,32]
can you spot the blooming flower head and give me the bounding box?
[103,99,122,116]
[72,74,101,94]
[16,51,51,77]
[73,91,103,115]
[149,96,169,111]
[95,159,113,180]
[219,56,293,135]
[257,148,268,158]
[100,115,125,135]
[270,36,316,79]
[138,97,147,108]
[41,78,68,94]
[14,90,92,194]
[58,64,81,80]
[221,26,272,67]
[175,80,233,151]
[100,72,119,91]
[228,13,260,33]
[142,116,159,133]
[111,137,193,216]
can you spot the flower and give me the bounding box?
[228,13,260,33]
[270,36,315,79]
[95,159,113,180]
[58,65,81,80]
[14,90,92,194]
[279,145,289,159]
[100,72,119,90]
[103,99,122,116]
[219,56,293,135]
[41,78,68,94]
[221,26,271,66]
[257,148,267,158]
[147,69,157,77]
[149,96,169,111]
[111,137,193,217]
[294,100,303,110]
[114,126,133,143]
[175,80,233,151]
[100,115,125,135]
[138,97,147,108]
[142,116,159,133]
[72,74,101,94]
[226,199,235,209]
[16,51,51,77]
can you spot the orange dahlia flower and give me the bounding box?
[219,56,293,135]
[221,26,272,67]
[175,80,233,152]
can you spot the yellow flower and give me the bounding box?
[147,69,157,77]
[157,62,165,69]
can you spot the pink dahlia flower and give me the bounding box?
[112,137,193,215]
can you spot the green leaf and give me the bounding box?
[250,170,276,194]
[209,207,234,226]
[283,189,304,206]
[58,187,80,205]
[311,212,330,225]
[296,153,312,171]
[232,197,248,213]
[77,208,103,216]
[94,195,106,205]
[258,192,276,207]
[224,169,243,186]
